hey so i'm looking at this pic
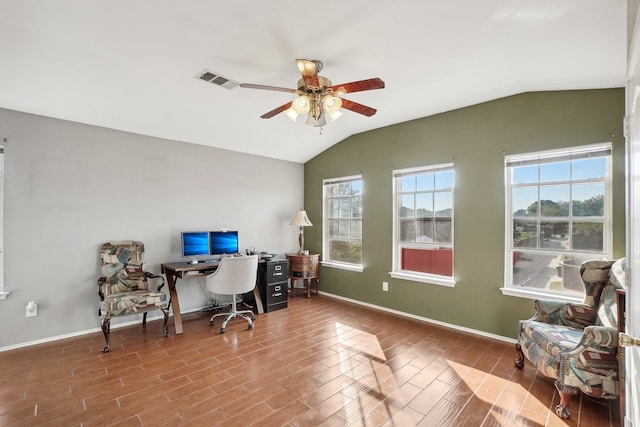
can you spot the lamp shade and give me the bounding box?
[292,95,311,114]
[289,210,312,227]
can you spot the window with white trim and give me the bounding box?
[323,175,363,270]
[391,164,454,286]
[504,143,612,299]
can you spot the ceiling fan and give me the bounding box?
[239,59,385,128]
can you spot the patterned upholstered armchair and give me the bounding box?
[514,257,626,419]
[97,241,169,352]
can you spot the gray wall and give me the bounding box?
[0,108,304,349]
[303,89,626,339]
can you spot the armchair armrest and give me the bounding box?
[144,271,165,291]
[97,276,106,301]
[560,325,618,373]
[532,299,597,328]
[97,276,106,315]
[582,325,618,348]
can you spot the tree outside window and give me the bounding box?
[505,144,612,298]
[323,176,363,266]
[393,164,454,282]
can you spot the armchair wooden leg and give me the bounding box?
[554,380,578,419]
[162,309,169,337]
[101,318,111,353]
[514,342,525,369]
[142,312,148,329]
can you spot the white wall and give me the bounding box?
[0,108,304,349]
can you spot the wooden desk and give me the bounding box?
[161,261,264,335]
[285,253,319,298]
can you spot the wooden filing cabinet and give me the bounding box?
[285,253,319,298]
[257,259,288,312]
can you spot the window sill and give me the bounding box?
[389,272,456,287]
[500,286,583,303]
[320,261,363,273]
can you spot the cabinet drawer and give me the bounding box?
[267,262,287,281]
[260,260,288,284]
[265,282,288,305]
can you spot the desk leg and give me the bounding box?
[253,285,264,315]
[166,273,184,335]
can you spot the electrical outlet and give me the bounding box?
[382,281,389,291]
[26,301,37,317]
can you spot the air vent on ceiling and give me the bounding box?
[197,69,239,89]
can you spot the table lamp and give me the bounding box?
[289,209,313,254]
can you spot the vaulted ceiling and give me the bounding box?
[0,1,626,163]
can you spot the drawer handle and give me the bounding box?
[275,265,282,271]
[273,272,283,277]
[273,293,282,297]
[274,286,281,291]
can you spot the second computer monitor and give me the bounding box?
[209,230,239,256]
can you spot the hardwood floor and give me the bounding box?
[0,295,619,426]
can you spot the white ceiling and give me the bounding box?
[0,1,627,163]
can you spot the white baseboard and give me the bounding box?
[318,291,516,344]
[0,307,205,353]
[1,296,515,353]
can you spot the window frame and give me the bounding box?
[322,174,364,272]
[502,143,613,301]
[390,163,455,287]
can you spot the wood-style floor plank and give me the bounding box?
[0,295,619,426]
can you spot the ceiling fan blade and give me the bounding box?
[239,83,297,94]
[341,98,377,117]
[296,59,320,89]
[331,78,385,96]
[260,101,293,119]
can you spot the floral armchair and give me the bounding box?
[98,241,169,352]
[514,257,626,419]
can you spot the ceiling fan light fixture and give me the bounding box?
[241,59,384,128]
[306,111,326,127]
[328,110,344,122]
[292,95,311,114]
[284,107,299,122]
[323,95,342,113]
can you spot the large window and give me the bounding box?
[504,143,612,300]
[323,175,363,270]
[391,164,454,286]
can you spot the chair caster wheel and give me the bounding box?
[209,320,214,326]
[251,314,256,321]
[248,324,253,330]
[219,328,225,334]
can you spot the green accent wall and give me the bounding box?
[303,89,625,339]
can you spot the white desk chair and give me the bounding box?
[205,255,258,333]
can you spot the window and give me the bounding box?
[323,175,363,271]
[504,143,612,300]
[391,164,454,286]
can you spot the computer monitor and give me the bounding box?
[181,231,210,258]
[209,230,239,256]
